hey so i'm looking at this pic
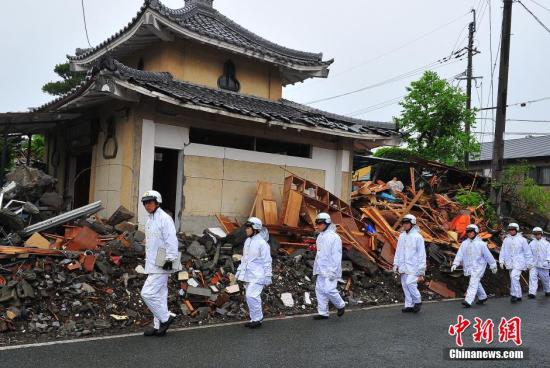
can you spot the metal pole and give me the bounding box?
[490,0,514,214]
[464,9,476,167]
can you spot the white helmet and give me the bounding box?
[141,190,162,204]
[533,227,543,234]
[245,217,263,231]
[466,224,479,233]
[507,223,520,231]
[402,214,416,225]
[315,212,332,225]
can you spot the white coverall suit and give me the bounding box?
[453,236,497,304]
[499,234,534,298]
[394,226,426,308]
[236,233,272,322]
[313,225,346,316]
[528,238,550,295]
[141,208,181,329]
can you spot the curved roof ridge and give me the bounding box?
[68,0,329,67]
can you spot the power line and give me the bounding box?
[347,73,463,116]
[288,11,471,93]
[476,117,550,123]
[479,95,550,110]
[529,0,550,13]
[517,0,550,35]
[306,51,467,105]
[81,0,92,47]
[474,131,550,135]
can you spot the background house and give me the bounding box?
[10,0,399,232]
[469,135,550,187]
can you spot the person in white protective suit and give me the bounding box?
[236,217,272,329]
[393,214,426,313]
[312,213,346,320]
[140,190,181,337]
[527,227,550,299]
[451,224,497,308]
[499,223,534,303]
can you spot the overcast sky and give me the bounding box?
[1,0,550,144]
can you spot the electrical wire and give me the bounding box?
[288,11,471,93]
[476,117,550,122]
[528,0,550,13]
[347,72,463,117]
[517,0,550,35]
[306,50,467,105]
[81,0,92,47]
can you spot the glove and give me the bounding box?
[450,265,457,272]
[491,266,498,274]
[499,262,506,270]
[162,261,173,271]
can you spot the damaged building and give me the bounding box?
[5,0,398,231]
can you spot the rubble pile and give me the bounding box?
[0,168,522,344]
[0,206,431,345]
[351,166,510,298]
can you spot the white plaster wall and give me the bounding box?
[138,119,350,225]
[138,121,189,226]
[184,144,343,193]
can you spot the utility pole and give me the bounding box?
[464,9,476,167]
[490,0,514,214]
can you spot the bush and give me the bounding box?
[373,146,417,161]
[501,164,550,215]
[455,188,497,226]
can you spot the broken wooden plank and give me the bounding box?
[282,190,302,227]
[427,280,456,298]
[392,189,424,229]
[0,246,67,257]
[262,199,278,225]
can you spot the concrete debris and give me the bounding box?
[0,171,518,345]
[304,292,312,305]
[280,293,294,308]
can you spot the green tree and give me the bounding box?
[42,62,84,96]
[395,71,479,166]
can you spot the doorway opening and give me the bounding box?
[153,147,179,219]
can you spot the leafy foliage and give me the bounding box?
[42,63,84,96]
[455,188,497,225]
[501,164,550,214]
[395,71,479,167]
[373,147,418,161]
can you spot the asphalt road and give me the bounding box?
[1,295,549,368]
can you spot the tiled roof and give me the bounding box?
[38,60,397,138]
[473,135,550,161]
[68,0,331,69]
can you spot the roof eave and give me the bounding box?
[69,10,331,77]
[113,79,389,141]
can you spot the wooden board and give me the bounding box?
[252,182,274,222]
[25,233,51,249]
[283,190,302,227]
[262,199,279,225]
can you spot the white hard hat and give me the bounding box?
[533,227,543,233]
[315,212,332,225]
[245,217,263,230]
[141,190,162,204]
[402,214,416,225]
[507,223,520,231]
[465,224,479,233]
